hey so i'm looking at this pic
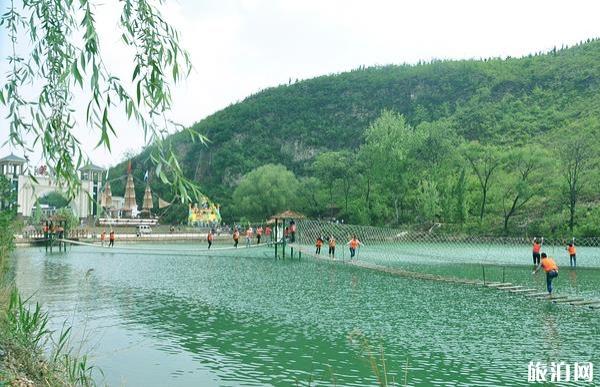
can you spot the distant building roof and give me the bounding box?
[79,162,105,172]
[0,154,26,163]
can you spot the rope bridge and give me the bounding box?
[289,219,600,309]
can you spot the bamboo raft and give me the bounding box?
[287,243,600,310]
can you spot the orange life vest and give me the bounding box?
[541,257,558,273]
[532,242,541,253]
[207,233,213,241]
[568,245,576,255]
[316,239,323,247]
[329,238,336,247]
[349,239,359,249]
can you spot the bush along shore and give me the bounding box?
[0,202,98,386]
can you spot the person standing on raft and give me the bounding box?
[532,253,559,294]
[532,237,543,266]
[566,241,576,268]
[347,235,363,260]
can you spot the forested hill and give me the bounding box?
[111,39,600,235]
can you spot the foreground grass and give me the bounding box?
[0,213,98,386]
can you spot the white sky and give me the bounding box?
[1,0,600,167]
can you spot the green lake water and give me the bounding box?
[12,243,600,386]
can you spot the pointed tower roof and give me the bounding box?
[142,185,153,210]
[123,166,137,211]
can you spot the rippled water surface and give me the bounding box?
[12,243,600,386]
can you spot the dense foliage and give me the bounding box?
[115,39,600,237]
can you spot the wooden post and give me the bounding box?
[482,265,486,285]
[282,218,286,260]
[502,266,505,283]
[274,218,278,259]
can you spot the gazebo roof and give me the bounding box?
[270,210,306,219]
[0,153,26,163]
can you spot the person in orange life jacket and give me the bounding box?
[233,228,240,248]
[566,242,576,267]
[289,221,297,243]
[347,235,363,259]
[532,253,559,294]
[315,236,324,254]
[256,226,263,244]
[109,230,115,247]
[101,230,106,247]
[207,230,214,249]
[245,226,253,247]
[532,237,543,266]
[328,236,336,258]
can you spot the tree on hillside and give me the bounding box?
[1,0,202,202]
[232,164,299,221]
[556,124,599,233]
[312,151,349,218]
[499,146,547,234]
[360,110,416,224]
[462,142,501,221]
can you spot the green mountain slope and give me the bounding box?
[109,39,600,234]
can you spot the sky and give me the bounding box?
[1,0,600,168]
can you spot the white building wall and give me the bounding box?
[17,175,95,218]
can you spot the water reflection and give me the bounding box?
[12,247,600,386]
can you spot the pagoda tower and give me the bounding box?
[142,184,153,216]
[123,161,137,217]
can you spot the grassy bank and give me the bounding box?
[0,210,98,386]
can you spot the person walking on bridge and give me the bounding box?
[207,230,214,249]
[245,226,253,247]
[233,228,240,248]
[532,253,559,294]
[566,241,576,268]
[257,226,263,244]
[328,236,336,258]
[315,236,323,255]
[532,237,543,266]
[347,235,363,260]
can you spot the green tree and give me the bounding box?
[499,146,547,234]
[555,123,600,233]
[360,110,416,224]
[38,192,70,209]
[417,179,440,225]
[463,142,501,221]
[312,151,349,218]
[232,164,299,221]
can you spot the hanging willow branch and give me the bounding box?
[0,0,205,202]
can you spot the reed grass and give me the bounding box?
[0,213,99,386]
